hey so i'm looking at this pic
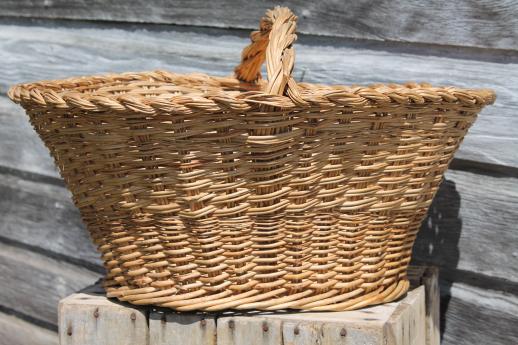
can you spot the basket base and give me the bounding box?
[103,278,410,312]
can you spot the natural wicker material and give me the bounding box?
[9,7,494,312]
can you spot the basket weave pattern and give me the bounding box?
[9,7,494,311]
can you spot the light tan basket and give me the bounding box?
[9,7,494,311]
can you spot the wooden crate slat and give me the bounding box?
[217,317,283,345]
[422,267,440,345]
[149,312,217,345]
[58,292,148,345]
[385,286,426,345]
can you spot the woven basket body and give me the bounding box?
[9,7,494,311]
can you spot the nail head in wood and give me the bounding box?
[262,322,268,332]
[340,328,347,337]
[66,325,72,336]
[228,319,235,329]
[294,326,300,335]
[130,312,136,321]
[93,308,99,318]
[200,319,206,327]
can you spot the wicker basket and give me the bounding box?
[9,7,494,312]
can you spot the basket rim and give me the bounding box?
[8,70,496,114]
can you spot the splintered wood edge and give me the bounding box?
[385,286,426,345]
[422,267,440,345]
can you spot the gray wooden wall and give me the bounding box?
[0,1,517,344]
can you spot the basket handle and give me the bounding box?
[234,7,305,104]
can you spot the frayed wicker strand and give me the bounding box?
[8,7,494,312]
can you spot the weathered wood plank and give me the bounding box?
[0,242,101,326]
[0,1,517,51]
[422,268,440,345]
[414,169,518,283]
[0,312,57,345]
[441,282,518,345]
[0,22,516,170]
[149,312,216,345]
[217,317,283,345]
[281,318,386,345]
[385,287,426,345]
[0,170,102,267]
[59,291,148,345]
[0,96,58,177]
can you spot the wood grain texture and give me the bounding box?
[217,317,283,345]
[0,96,58,177]
[281,319,384,345]
[0,22,516,171]
[0,170,102,267]
[0,242,101,326]
[0,1,517,50]
[149,313,216,345]
[441,282,518,345]
[59,292,148,345]
[414,169,518,283]
[422,268,440,345]
[0,311,57,345]
[385,287,426,345]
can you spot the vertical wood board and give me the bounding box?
[59,292,148,345]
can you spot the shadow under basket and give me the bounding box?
[8,7,495,312]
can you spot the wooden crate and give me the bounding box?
[59,266,439,345]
